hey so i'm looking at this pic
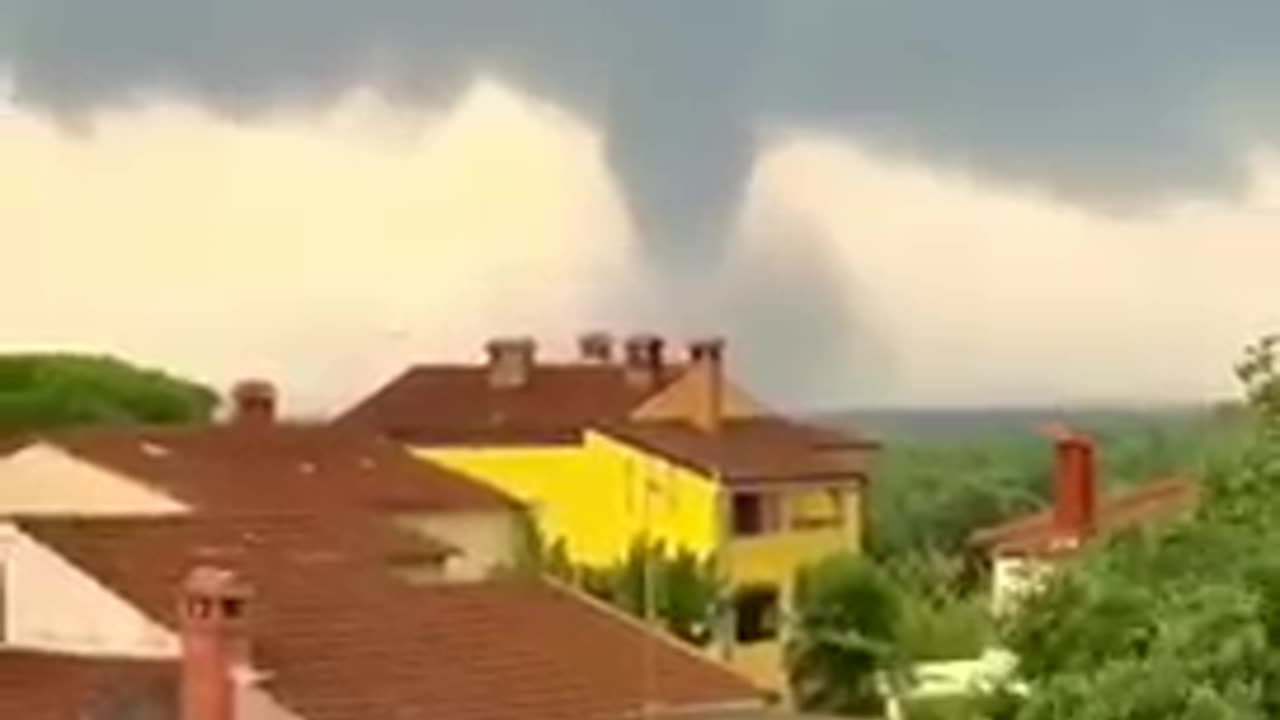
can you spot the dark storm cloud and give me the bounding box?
[3,1,1279,407]
[7,1,1280,242]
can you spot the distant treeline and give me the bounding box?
[817,405,1250,559]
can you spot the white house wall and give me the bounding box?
[395,510,521,580]
[0,523,179,658]
[0,443,189,516]
[991,554,1055,616]
[238,683,309,720]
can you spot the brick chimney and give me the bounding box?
[485,337,537,389]
[623,334,665,391]
[1048,427,1098,541]
[179,566,254,720]
[688,338,725,434]
[230,380,276,427]
[578,331,615,364]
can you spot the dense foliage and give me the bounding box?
[790,355,1255,718]
[869,414,1237,559]
[0,354,218,433]
[577,539,721,646]
[785,548,993,717]
[993,336,1280,719]
[508,527,722,647]
[888,551,991,663]
[787,552,905,716]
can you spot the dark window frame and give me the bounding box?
[733,584,781,644]
[730,491,781,537]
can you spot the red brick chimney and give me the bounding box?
[688,338,725,434]
[178,566,254,720]
[230,380,276,427]
[485,337,537,389]
[1047,426,1097,541]
[623,334,666,391]
[578,331,615,364]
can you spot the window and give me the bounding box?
[789,488,846,531]
[731,492,780,537]
[733,585,780,643]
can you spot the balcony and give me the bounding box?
[725,526,854,588]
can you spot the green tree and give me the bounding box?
[786,553,906,716]
[508,531,722,647]
[868,440,1048,559]
[589,539,721,646]
[0,354,217,433]
[993,336,1280,719]
[887,550,991,662]
[867,407,1235,564]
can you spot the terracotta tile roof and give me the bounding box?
[969,477,1199,557]
[18,514,762,720]
[38,424,516,514]
[0,650,174,720]
[0,431,27,457]
[594,418,879,486]
[336,364,684,446]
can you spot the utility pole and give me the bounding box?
[640,462,657,720]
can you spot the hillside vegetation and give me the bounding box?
[788,339,1280,719]
[0,353,218,433]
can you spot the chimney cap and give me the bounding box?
[579,331,615,363]
[229,379,277,426]
[688,336,726,359]
[623,333,666,362]
[484,336,537,389]
[625,332,663,347]
[485,336,536,352]
[231,379,276,401]
[182,565,253,600]
[1038,422,1091,445]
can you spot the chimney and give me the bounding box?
[1047,427,1097,541]
[485,337,537,389]
[623,334,665,391]
[230,380,276,427]
[578,331,615,364]
[179,566,254,720]
[688,337,725,434]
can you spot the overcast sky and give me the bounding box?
[3,1,1280,414]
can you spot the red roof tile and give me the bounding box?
[969,477,1199,557]
[39,424,517,514]
[595,418,878,486]
[18,514,762,720]
[0,650,174,720]
[336,364,683,446]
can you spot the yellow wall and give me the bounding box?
[417,439,862,584]
[721,484,862,694]
[726,485,862,592]
[416,437,864,694]
[727,527,854,590]
[417,432,719,567]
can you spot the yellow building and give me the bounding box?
[338,333,879,690]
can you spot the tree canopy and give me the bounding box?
[995,335,1280,719]
[867,413,1224,560]
[0,353,218,433]
[786,552,906,716]
[504,528,723,648]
